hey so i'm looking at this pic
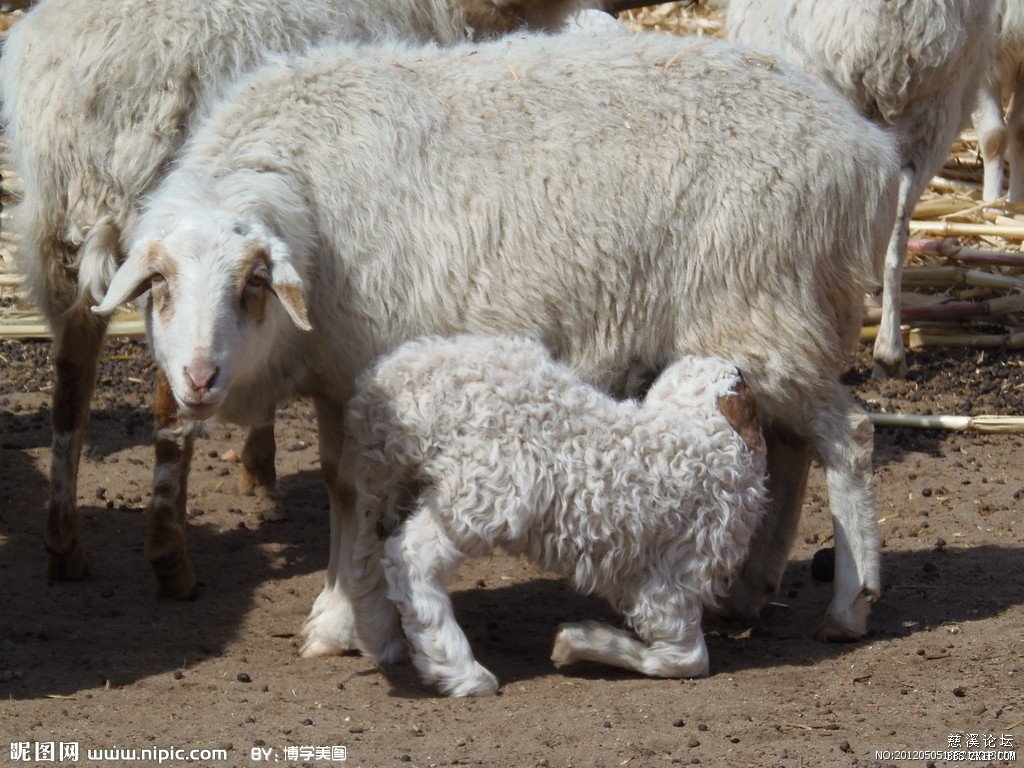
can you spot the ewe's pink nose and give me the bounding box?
[183,359,219,397]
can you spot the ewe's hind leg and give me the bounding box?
[1006,76,1024,202]
[46,310,107,580]
[872,166,918,379]
[146,370,198,599]
[717,424,812,623]
[383,506,498,697]
[803,384,880,641]
[237,417,276,497]
[552,597,708,678]
[301,396,360,656]
[974,81,1008,201]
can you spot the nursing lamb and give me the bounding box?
[346,335,769,696]
[92,31,899,648]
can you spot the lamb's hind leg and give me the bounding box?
[552,598,708,678]
[146,370,198,599]
[46,309,107,580]
[383,505,498,697]
[804,383,880,641]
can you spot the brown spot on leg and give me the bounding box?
[716,376,765,452]
[146,370,198,599]
[46,310,107,581]
[237,422,277,496]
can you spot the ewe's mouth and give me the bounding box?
[176,395,223,420]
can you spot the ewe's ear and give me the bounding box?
[91,244,158,316]
[267,238,312,332]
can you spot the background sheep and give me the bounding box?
[0,0,587,597]
[346,335,769,697]
[722,0,995,378]
[974,0,1024,202]
[93,30,898,650]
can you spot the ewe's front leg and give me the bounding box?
[804,384,880,641]
[716,423,812,623]
[146,370,198,599]
[46,310,107,580]
[300,396,361,657]
[1006,74,1024,202]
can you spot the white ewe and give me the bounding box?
[723,0,995,378]
[974,0,1024,202]
[346,335,768,697]
[93,30,898,649]
[0,0,584,596]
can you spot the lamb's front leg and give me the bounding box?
[383,506,497,697]
[301,396,361,656]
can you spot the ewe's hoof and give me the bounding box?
[46,539,89,581]
[299,599,361,657]
[871,358,907,380]
[236,467,276,498]
[150,550,198,600]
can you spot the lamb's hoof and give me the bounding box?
[440,663,499,697]
[871,358,907,380]
[46,539,89,581]
[551,625,583,668]
[300,598,360,657]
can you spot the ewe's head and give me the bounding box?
[646,356,765,454]
[93,205,311,420]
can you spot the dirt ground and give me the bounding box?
[1,338,1022,768]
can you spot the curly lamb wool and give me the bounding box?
[346,335,769,696]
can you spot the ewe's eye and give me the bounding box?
[247,272,268,290]
[151,273,166,286]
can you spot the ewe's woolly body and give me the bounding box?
[136,31,897,421]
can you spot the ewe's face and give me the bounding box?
[94,212,310,420]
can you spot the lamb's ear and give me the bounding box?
[91,244,158,316]
[267,239,312,332]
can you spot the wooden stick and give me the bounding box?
[901,265,1024,291]
[909,220,1024,239]
[870,413,1024,434]
[862,293,1024,324]
[860,325,1024,349]
[907,238,1024,267]
[0,311,144,339]
[611,0,692,12]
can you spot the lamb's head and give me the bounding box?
[646,356,765,454]
[92,208,311,419]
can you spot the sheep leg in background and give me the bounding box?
[237,417,276,496]
[551,603,709,678]
[1006,74,1024,201]
[716,423,812,623]
[45,310,107,580]
[146,370,198,598]
[300,396,361,656]
[382,505,498,697]
[803,383,880,641]
[975,76,1009,201]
